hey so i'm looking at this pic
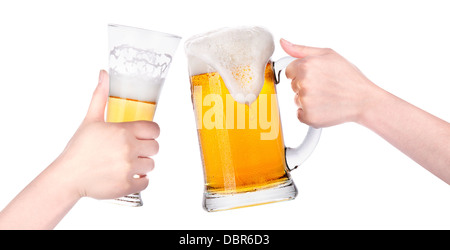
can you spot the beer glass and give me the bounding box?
[185,27,322,212]
[107,24,181,206]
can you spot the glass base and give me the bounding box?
[109,193,143,207]
[203,179,298,212]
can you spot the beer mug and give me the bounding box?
[185,27,322,212]
[107,24,181,206]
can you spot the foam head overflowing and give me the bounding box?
[185,26,274,104]
[109,45,172,102]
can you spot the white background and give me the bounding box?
[0,0,449,230]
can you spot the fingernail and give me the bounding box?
[281,38,293,46]
[98,70,106,85]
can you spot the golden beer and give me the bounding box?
[186,26,321,212]
[190,63,290,195]
[105,95,157,206]
[106,96,157,122]
[107,24,181,207]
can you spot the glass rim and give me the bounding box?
[108,23,182,40]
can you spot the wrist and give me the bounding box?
[47,157,84,202]
[354,81,389,127]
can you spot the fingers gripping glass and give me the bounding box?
[185,27,321,212]
[106,24,181,206]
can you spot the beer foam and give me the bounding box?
[185,26,274,104]
[109,45,172,102]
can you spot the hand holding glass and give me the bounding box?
[107,24,180,206]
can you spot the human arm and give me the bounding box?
[280,39,450,184]
[0,70,159,229]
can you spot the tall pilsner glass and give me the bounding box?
[107,24,181,206]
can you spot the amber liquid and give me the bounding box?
[106,96,157,122]
[190,63,289,194]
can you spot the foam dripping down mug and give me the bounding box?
[185,27,322,212]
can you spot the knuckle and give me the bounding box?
[152,122,160,138]
[123,158,133,172]
[142,178,150,188]
[309,120,321,129]
[285,62,298,79]
[304,56,320,67]
[291,79,300,92]
[152,140,160,155]
[323,47,335,54]
[296,98,321,128]
[297,109,305,122]
[122,181,134,194]
[116,125,127,134]
[300,95,315,111]
[147,157,155,171]
[298,84,309,97]
[304,113,321,128]
[285,67,294,79]
[297,60,308,71]
[294,93,300,103]
[139,121,160,139]
[116,126,130,140]
[122,142,132,158]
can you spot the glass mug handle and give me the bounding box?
[273,56,322,171]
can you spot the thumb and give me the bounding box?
[280,38,325,58]
[85,70,109,122]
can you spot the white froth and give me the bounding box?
[109,74,163,102]
[109,45,172,102]
[185,26,274,104]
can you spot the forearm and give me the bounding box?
[0,160,80,230]
[358,85,450,184]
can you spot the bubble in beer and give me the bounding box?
[109,45,173,102]
[185,26,274,104]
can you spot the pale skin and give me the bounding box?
[280,39,450,185]
[0,70,160,229]
[1,43,448,231]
